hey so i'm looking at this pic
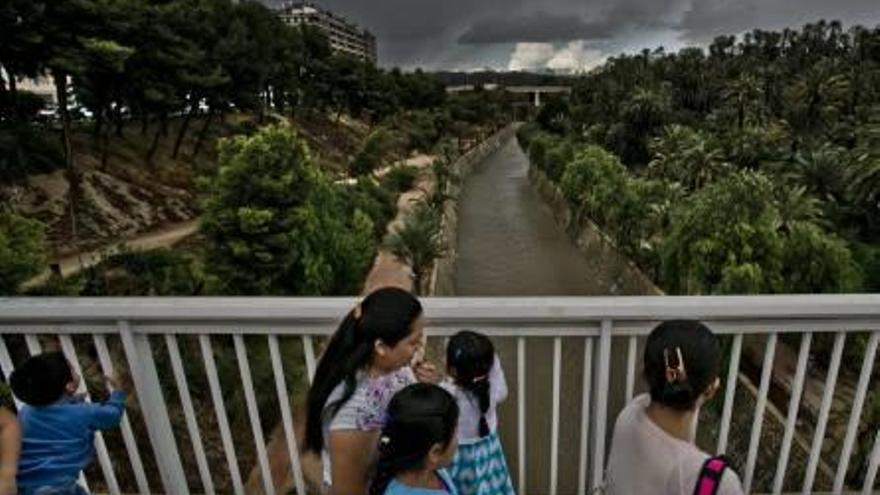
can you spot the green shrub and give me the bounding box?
[544,139,575,182]
[350,127,404,176]
[516,122,540,150]
[381,165,420,194]
[0,123,64,183]
[0,212,48,295]
[201,125,376,295]
[343,179,395,239]
[401,110,441,152]
[77,248,204,296]
[527,134,550,171]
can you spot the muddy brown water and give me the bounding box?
[452,136,656,494]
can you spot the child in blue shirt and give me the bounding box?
[10,352,127,495]
[371,383,460,495]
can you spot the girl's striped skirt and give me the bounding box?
[448,431,516,495]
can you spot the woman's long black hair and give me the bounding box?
[643,320,721,411]
[370,383,459,495]
[446,330,495,437]
[305,287,423,453]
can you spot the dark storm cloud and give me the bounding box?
[677,0,880,43]
[458,0,680,45]
[458,12,615,44]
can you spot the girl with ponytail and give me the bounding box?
[305,287,430,495]
[371,383,459,495]
[440,331,515,495]
[606,320,745,495]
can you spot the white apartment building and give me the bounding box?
[277,2,377,64]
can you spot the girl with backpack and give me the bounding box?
[606,320,745,495]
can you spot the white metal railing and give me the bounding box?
[0,295,879,495]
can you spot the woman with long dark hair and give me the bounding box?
[305,287,429,495]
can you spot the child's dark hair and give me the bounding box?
[644,320,721,411]
[371,383,459,495]
[10,352,73,407]
[305,287,423,453]
[446,330,494,437]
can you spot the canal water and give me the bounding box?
[453,135,656,494]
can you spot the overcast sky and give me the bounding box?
[269,0,880,72]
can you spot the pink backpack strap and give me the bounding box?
[692,456,729,495]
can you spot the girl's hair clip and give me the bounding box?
[664,347,687,384]
[380,435,391,446]
[472,374,488,383]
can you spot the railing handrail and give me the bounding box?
[2,294,880,323]
[1,295,879,494]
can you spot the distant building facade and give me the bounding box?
[277,2,377,64]
[17,76,57,107]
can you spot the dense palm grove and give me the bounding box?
[520,21,880,296]
[518,22,880,489]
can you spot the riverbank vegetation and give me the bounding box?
[518,20,880,489]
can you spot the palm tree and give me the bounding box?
[774,184,826,233]
[723,73,765,129]
[847,154,880,231]
[648,125,729,191]
[785,59,849,132]
[384,201,446,294]
[792,144,848,200]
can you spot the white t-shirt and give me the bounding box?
[440,355,508,444]
[605,394,745,495]
[321,367,416,486]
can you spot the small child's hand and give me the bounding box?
[413,361,441,384]
[105,368,133,392]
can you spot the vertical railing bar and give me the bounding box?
[0,337,13,379]
[165,334,215,495]
[803,331,846,494]
[233,335,276,495]
[118,321,189,494]
[200,334,244,495]
[302,336,316,384]
[863,429,880,495]
[0,337,24,411]
[93,334,151,495]
[59,334,121,495]
[773,332,812,495]
[744,332,778,493]
[24,334,41,356]
[268,335,307,495]
[517,336,526,493]
[550,337,562,495]
[592,320,612,490]
[577,338,593,495]
[625,336,637,403]
[717,333,743,454]
[0,337,13,380]
[834,331,879,493]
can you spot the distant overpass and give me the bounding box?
[446,84,572,107]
